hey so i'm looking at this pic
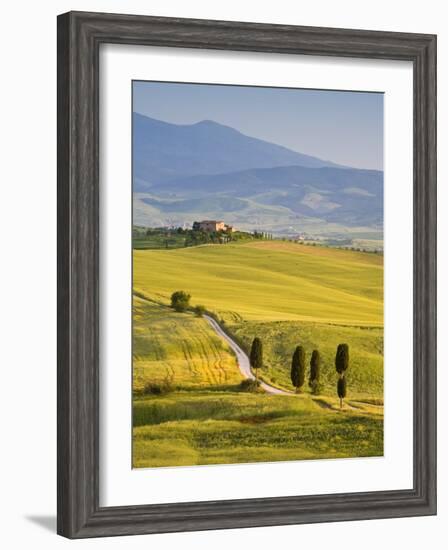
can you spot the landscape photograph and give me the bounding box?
[132,81,384,468]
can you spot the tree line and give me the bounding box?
[250,338,349,408]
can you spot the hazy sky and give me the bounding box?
[133,81,383,171]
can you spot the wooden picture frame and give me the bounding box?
[57,11,437,538]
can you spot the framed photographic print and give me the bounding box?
[57,11,437,538]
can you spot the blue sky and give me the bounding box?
[133,81,383,171]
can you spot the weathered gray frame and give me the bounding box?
[57,11,437,538]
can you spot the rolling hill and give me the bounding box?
[133,240,383,398]
[134,241,383,326]
[132,109,385,469]
[144,164,383,227]
[132,241,384,467]
[133,296,242,392]
[133,113,342,190]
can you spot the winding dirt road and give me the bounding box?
[204,315,292,395]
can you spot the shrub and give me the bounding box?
[170,290,191,312]
[143,378,174,396]
[239,378,261,393]
[194,304,206,317]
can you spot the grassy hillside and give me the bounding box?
[133,391,383,468]
[133,296,243,392]
[132,240,383,467]
[232,321,383,399]
[133,225,267,250]
[134,241,382,326]
[133,233,187,250]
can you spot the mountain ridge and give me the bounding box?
[140,163,383,228]
[132,113,383,237]
[133,112,346,190]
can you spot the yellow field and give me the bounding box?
[133,296,243,392]
[132,240,384,467]
[133,241,383,326]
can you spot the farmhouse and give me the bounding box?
[193,220,235,233]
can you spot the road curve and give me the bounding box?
[204,315,292,395]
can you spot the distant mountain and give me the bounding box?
[151,164,381,199]
[133,113,383,237]
[140,165,383,228]
[133,113,343,191]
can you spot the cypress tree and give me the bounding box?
[309,349,321,394]
[291,345,306,392]
[335,344,349,376]
[249,338,263,381]
[335,344,349,408]
[337,377,347,409]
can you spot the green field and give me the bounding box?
[133,226,271,250]
[133,232,187,250]
[232,321,383,399]
[133,391,383,468]
[133,240,383,467]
